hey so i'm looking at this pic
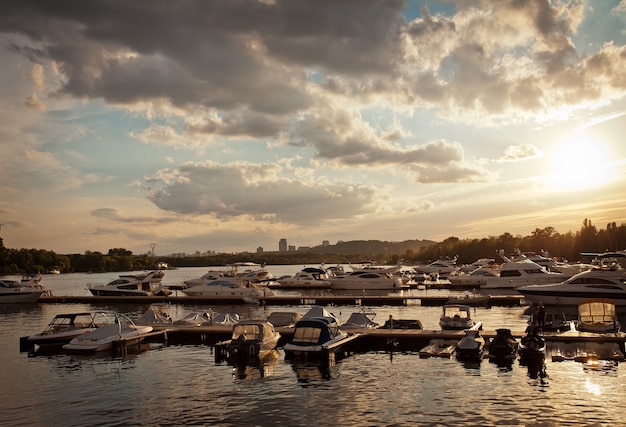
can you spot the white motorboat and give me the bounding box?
[184,263,274,288]
[0,279,45,303]
[89,270,170,296]
[329,269,404,290]
[575,298,621,333]
[459,258,496,274]
[181,279,269,303]
[517,254,626,306]
[439,304,476,330]
[448,266,499,288]
[276,267,332,288]
[20,312,111,353]
[481,258,568,289]
[63,314,153,352]
[415,257,458,276]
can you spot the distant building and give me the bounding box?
[256,246,263,253]
[279,238,287,252]
[288,245,296,252]
[322,240,330,247]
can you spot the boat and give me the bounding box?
[415,257,458,276]
[135,303,173,325]
[88,270,170,296]
[439,304,476,330]
[275,267,332,288]
[486,328,518,362]
[63,314,154,352]
[180,279,269,303]
[455,329,485,361]
[328,268,405,291]
[528,312,571,332]
[517,253,626,306]
[459,258,496,274]
[341,311,379,329]
[20,312,111,353]
[283,307,357,359]
[448,266,499,288]
[0,279,45,303]
[481,257,568,289]
[419,339,458,358]
[378,315,423,329]
[575,298,621,333]
[219,320,281,360]
[445,292,491,307]
[173,311,213,326]
[266,311,302,327]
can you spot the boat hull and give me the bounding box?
[0,290,43,303]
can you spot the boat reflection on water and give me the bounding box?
[289,358,340,386]
[230,349,280,380]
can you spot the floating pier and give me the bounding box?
[38,294,524,307]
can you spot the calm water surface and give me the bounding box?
[1,267,625,426]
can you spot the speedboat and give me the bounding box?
[481,258,568,289]
[223,320,281,359]
[486,328,518,362]
[276,267,332,288]
[439,304,476,330]
[20,312,111,353]
[328,269,404,290]
[455,329,485,361]
[575,298,620,333]
[181,279,269,303]
[63,314,153,352]
[0,279,45,303]
[89,270,170,296]
[518,254,626,306]
[284,307,356,359]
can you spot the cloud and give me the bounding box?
[499,144,544,162]
[143,161,380,224]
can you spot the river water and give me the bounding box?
[1,266,625,426]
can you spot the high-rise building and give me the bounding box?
[279,238,287,252]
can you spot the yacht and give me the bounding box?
[329,268,404,290]
[89,270,170,296]
[448,266,499,288]
[0,279,45,303]
[481,258,568,290]
[415,257,458,276]
[518,254,626,306]
[181,279,270,303]
[276,267,332,288]
[183,263,274,288]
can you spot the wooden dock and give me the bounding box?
[38,294,524,307]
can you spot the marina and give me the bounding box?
[3,266,626,426]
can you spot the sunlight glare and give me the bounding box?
[552,133,612,191]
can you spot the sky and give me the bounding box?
[1,0,626,256]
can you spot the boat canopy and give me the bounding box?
[578,298,617,324]
[291,318,335,345]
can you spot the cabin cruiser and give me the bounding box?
[481,258,568,289]
[329,268,404,290]
[20,312,111,353]
[415,257,458,276]
[439,305,476,330]
[284,307,356,359]
[181,279,269,303]
[89,270,170,296]
[184,263,274,288]
[63,314,153,352]
[222,320,281,360]
[517,255,626,306]
[276,267,332,288]
[575,298,620,333]
[0,279,45,303]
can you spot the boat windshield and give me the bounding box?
[293,327,322,344]
[232,324,261,341]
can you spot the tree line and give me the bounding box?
[0,218,624,275]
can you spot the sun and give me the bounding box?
[551,133,613,191]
